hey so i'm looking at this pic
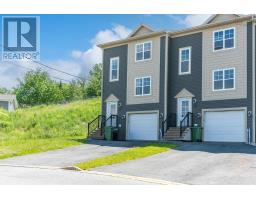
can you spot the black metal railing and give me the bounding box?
[180,112,193,137]
[105,114,118,128]
[88,115,106,136]
[161,113,177,138]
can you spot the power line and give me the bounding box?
[6,61,71,83]
[0,43,86,81]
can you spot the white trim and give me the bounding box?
[252,16,256,144]
[176,97,192,126]
[125,110,160,141]
[213,27,236,52]
[212,67,236,91]
[135,41,152,62]
[134,76,152,96]
[109,57,119,82]
[179,46,191,75]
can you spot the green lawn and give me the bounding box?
[76,143,177,170]
[0,98,100,159]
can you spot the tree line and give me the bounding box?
[0,63,102,107]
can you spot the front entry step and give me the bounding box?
[89,129,104,140]
[164,127,190,141]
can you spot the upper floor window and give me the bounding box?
[213,28,235,51]
[213,68,235,91]
[135,76,151,96]
[110,57,119,82]
[135,41,152,62]
[179,47,191,75]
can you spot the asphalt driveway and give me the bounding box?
[0,140,142,167]
[95,142,256,185]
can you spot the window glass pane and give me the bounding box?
[143,86,150,94]
[214,71,223,81]
[143,77,150,86]
[225,39,234,48]
[214,80,223,90]
[112,69,117,80]
[224,79,234,89]
[136,79,142,87]
[214,31,223,50]
[181,61,189,73]
[111,59,118,70]
[136,52,143,61]
[144,42,151,51]
[214,41,223,50]
[144,50,151,59]
[136,87,142,95]
[136,44,143,52]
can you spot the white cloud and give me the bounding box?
[72,24,132,76]
[0,24,132,89]
[168,14,211,27]
[183,14,211,27]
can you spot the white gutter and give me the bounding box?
[252,15,256,145]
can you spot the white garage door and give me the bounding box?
[127,113,158,141]
[204,110,246,142]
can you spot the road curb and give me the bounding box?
[81,169,184,185]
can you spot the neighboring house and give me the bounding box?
[89,14,256,145]
[0,94,18,111]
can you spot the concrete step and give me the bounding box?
[89,129,104,140]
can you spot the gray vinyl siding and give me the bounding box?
[102,37,166,140]
[0,101,8,110]
[168,32,203,125]
[168,30,252,132]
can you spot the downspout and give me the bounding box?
[252,15,256,145]
[163,33,169,139]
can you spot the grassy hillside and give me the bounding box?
[0,98,100,159]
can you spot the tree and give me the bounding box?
[86,63,102,97]
[0,87,12,94]
[15,70,64,106]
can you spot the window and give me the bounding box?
[110,57,119,81]
[213,68,235,91]
[213,28,235,51]
[179,47,191,75]
[135,41,152,61]
[135,77,151,96]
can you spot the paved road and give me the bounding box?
[95,142,256,185]
[0,165,155,185]
[0,140,143,167]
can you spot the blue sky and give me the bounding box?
[0,14,211,88]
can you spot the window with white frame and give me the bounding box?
[110,57,119,81]
[214,28,235,51]
[179,47,191,74]
[213,68,235,91]
[135,41,152,61]
[135,77,151,96]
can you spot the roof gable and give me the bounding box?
[204,14,243,25]
[128,24,154,38]
[174,88,195,99]
[104,94,119,102]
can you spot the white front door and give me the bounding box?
[177,98,192,126]
[106,102,118,126]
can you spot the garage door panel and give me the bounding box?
[204,111,245,142]
[128,113,158,141]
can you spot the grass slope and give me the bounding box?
[0,98,100,159]
[76,143,177,170]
